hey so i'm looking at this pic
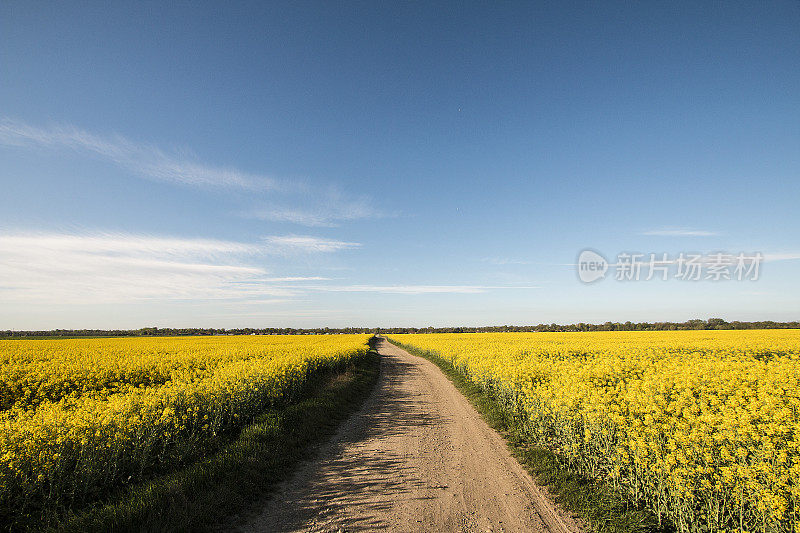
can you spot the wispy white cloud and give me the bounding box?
[763,252,800,262]
[305,284,540,294]
[640,227,719,237]
[257,276,332,282]
[480,257,534,266]
[230,298,297,306]
[246,187,389,227]
[0,233,261,257]
[248,206,368,227]
[0,118,278,191]
[0,231,543,317]
[263,235,361,253]
[1,118,391,227]
[0,232,351,304]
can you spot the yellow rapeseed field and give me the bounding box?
[0,334,369,520]
[390,330,800,533]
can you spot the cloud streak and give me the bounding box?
[0,232,354,304]
[1,118,388,226]
[763,252,800,262]
[248,205,376,227]
[246,187,389,227]
[0,230,542,318]
[305,284,540,294]
[263,235,361,253]
[480,257,535,266]
[640,227,719,237]
[0,117,278,190]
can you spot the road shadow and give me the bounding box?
[238,341,450,532]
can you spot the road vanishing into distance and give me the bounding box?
[228,338,581,533]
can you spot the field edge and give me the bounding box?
[47,341,381,533]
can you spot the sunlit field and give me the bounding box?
[0,334,370,525]
[390,330,800,532]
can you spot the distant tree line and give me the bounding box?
[378,318,800,334]
[0,327,377,338]
[1,318,797,338]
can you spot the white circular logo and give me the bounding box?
[577,249,608,283]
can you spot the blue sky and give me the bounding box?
[1,1,798,329]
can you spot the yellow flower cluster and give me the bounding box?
[391,330,800,533]
[0,334,369,519]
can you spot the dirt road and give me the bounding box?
[231,338,581,533]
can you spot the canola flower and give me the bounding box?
[391,330,800,533]
[0,334,369,522]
